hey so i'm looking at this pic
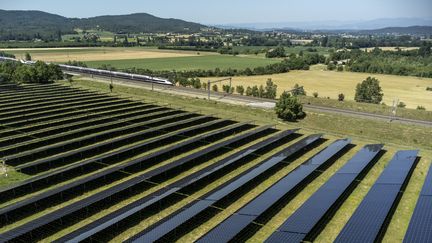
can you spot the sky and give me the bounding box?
[1,0,432,24]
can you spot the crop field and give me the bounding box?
[0,82,431,243]
[207,65,432,109]
[0,47,208,62]
[85,55,280,71]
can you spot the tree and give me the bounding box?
[264,78,277,99]
[24,52,32,61]
[245,86,253,96]
[354,77,383,104]
[275,91,306,121]
[212,84,218,92]
[417,105,426,110]
[258,85,265,98]
[265,46,286,58]
[338,93,345,101]
[109,83,114,92]
[236,85,245,95]
[251,85,259,97]
[313,92,319,98]
[292,83,306,96]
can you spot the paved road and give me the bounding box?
[70,72,432,127]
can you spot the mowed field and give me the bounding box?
[1,47,209,62]
[207,65,432,109]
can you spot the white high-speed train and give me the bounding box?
[0,56,173,86]
[58,64,173,85]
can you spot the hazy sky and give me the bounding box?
[1,0,431,24]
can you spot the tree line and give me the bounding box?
[0,61,63,83]
[328,43,432,78]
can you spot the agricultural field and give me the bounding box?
[1,47,207,62]
[0,81,430,243]
[207,65,432,109]
[85,54,281,71]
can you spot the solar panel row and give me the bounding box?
[0,106,171,148]
[403,163,432,243]
[1,108,188,158]
[6,114,209,170]
[0,97,131,124]
[3,101,146,129]
[265,144,384,243]
[0,95,117,118]
[0,118,235,205]
[0,119,243,224]
[335,150,419,243]
[56,129,298,242]
[128,134,322,243]
[0,124,266,242]
[198,138,352,243]
[0,92,105,113]
[0,102,149,138]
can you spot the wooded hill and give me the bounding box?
[0,10,206,40]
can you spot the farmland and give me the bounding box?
[206,65,432,109]
[0,81,430,242]
[1,47,206,62]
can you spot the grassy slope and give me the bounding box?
[60,79,432,243]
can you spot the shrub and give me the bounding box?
[212,84,218,92]
[337,65,344,72]
[338,93,345,101]
[313,92,319,98]
[397,101,406,108]
[355,77,383,104]
[427,87,432,91]
[236,85,245,95]
[275,91,306,121]
[417,105,426,110]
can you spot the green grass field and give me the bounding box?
[85,54,280,71]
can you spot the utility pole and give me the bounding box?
[207,77,233,100]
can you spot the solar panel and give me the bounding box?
[335,150,419,243]
[265,144,383,243]
[56,129,298,242]
[128,134,322,243]
[0,124,267,242]
[198,139,350,242]
[266,231,306,242]
[0,119,243,222]
[403,164,432,243]
[8,114,209,170]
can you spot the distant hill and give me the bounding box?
[0,10,206,41]
[357,26,432,35]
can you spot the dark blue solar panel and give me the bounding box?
[276,173,357,234]
[335,184,401,243]
[197,214,256,243]
[198,139,350,242]
[138,200,212,243]
[266,231,306,243]
[375,150,418,185]
[265,145,383,243]
[57,129,298,242]
[129,134,322,243]
[404,164,432,243]
[420,166,432,196]
[336,144,384,174]
[335,150,418,243]
[403,196,432,243]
